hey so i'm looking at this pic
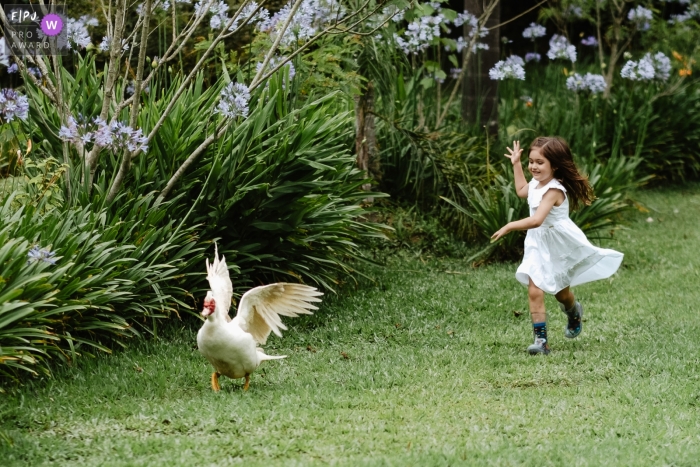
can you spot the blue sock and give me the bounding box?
[533,322,547,340]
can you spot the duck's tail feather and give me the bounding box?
[257,349,287,361]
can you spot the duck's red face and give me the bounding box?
[202,296,216,317]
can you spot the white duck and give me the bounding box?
[197,245,322,391]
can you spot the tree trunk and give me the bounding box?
[355,82,379,203]
[462,0,500,134]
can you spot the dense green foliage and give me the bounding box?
[0,192,202,380]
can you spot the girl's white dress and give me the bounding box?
[515,178,623,294]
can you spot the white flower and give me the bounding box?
[621,52,670,81]
[522,23,546,39]
[564,6,583,18]
[566,73,606,93]
[27,246,57,265]
[583,73,607,93]
[66,15,98,50]
[547,34,577,62]
[525,52,541,63]
[99,36,130,53]
[217,82,250,119]
[505,55,524,66]
[650,52,671,80]
[628,6,652,23]
[489,60,525,80]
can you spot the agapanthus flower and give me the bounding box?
[581,36,598,46]
[125,81,150,96]
[27,246,57,265]
[0,88,30,122]
[669,3,700,23]
[259,0,344,47]
[505,55,525,66]
[99,36,130,53]
[525,52,541,63]
[489,60,526,80]
[241,2,270,26]
[28,67,42,79]
[92,120,149,153]
[216,82,250,119]
[381,5,405,23]
[59,115,102,145]
[566,73,606,93]
[66,15,98,50]
[547,34,577,62]
[7,63,19,74]
[393,14,444,55]
[621,52,670,81]
[450,68,462,79]
[565,6,583,18]
[628,6,653,25]
[522,22,546,39]
[669,12,691,23]
[649,52,671,80]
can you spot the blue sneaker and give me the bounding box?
[560,301,583,338]
[527,337,550,355]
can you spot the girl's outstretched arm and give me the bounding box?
[490,189,564,242]
[504,141,529,198]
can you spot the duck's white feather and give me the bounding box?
[233,283,322,345]
[205,242,233,320]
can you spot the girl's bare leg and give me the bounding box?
[527,277,546,323]
[555,286,575,310]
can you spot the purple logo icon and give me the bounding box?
[41,13,63,36]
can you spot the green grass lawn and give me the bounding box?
[2,184,700,467]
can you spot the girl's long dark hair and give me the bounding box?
[530,137,594,211]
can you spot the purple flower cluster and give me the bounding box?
[525,52,541,63]
[59,115,149,153]
[522,23,546,40]
[396,6,488,56]
[67,15,98,50]
[216,82,250,119]
[0,88,30,122]
[99,36,130,53]
[627,6,652,30]
[621,52,671,81]
[27,246,57,265]
[581,36,598,47]
[489,59,526,81]
[547,35,577,62]
[566,73,607,94]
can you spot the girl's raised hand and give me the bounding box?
[504,140,523,165]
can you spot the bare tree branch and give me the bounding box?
[107,0,153,203]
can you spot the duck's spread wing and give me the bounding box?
[233,283,322,344]
[206,244,233,318]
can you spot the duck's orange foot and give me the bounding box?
[211,372,221,392]
[243,374,250,391]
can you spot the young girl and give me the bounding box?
[491,137,623,355]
